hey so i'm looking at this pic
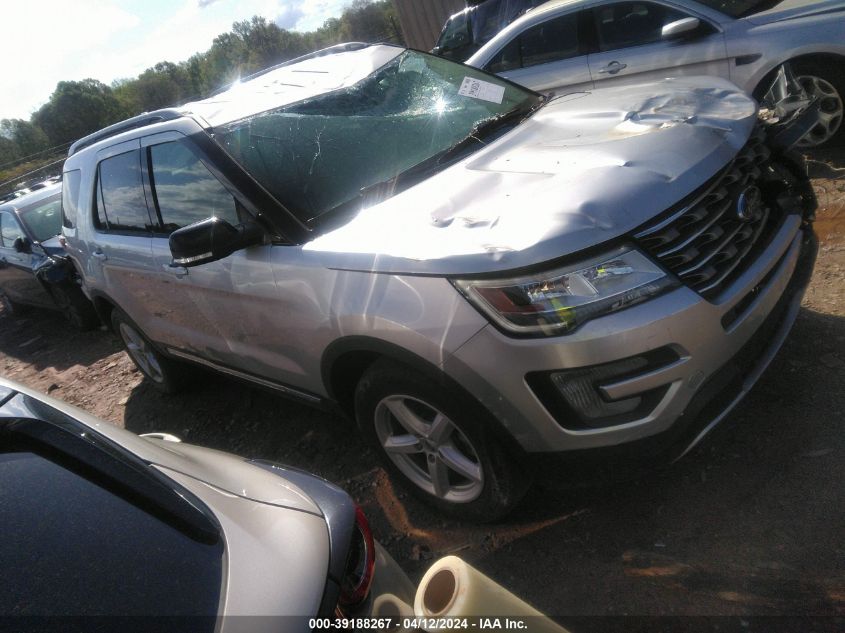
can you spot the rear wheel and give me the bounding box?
[0,291,28,316]
[355,359,530,522]
[47,282,99,331]
[111,308,189,393]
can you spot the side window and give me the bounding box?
[520,14,580,69]
[486,38,521,73]
[1,211,24,247]
[61,169,82,229]
[594,2,688,52]
[96,150,153,233]
[148,141,240,234]
[486,13,579,73]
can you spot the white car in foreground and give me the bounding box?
[467,0,845,146]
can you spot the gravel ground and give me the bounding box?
[1,149,842,620]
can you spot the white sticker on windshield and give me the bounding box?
[458,77,506,104]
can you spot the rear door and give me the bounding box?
[586,1,728,89]
[0,210,52,308]
[482,10,594,95]
[91,141,158,327]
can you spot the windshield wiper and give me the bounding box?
[436,102,540,166]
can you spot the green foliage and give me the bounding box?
[33,79,126,146]
[1,0,404,192]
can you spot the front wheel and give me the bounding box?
[355,359,530,522]
[793,62,844,148]
[111,308,189,394]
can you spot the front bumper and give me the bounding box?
[443,218,817,456]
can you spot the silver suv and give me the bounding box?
[62,44,817,521]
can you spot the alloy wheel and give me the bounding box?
[118,322,164,384]
[374,395,484,503]
[796,74,843,148]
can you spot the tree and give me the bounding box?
[0,119,49,158]
[33,80,127,146]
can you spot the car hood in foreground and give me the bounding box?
[303,77,757,276]
[745,0,845,25]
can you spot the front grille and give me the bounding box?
[634,126,784,300]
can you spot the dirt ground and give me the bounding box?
[1,149,843,621]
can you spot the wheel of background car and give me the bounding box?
[354,358,531,522]
[46,282,99,331]
[791,61,845,148]
[110,308,190,394]
[0,291,28,317]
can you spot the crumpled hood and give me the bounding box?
[745,0,845,25]
[304,76,757,275]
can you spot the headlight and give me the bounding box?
[452,247,678,337]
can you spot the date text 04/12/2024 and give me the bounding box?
[309,618,531,629]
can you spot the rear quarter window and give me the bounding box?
[62,169,82,229]
[95,150,154,233]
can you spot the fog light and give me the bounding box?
[550,357,648,420]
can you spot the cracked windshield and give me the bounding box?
[215,50,540,225]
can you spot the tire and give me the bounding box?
[0,290,28,316]
[354,359,531,522]
[47,282,99,331]
[790,60,845,148]
[110,308,190,394]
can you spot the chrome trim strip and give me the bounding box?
[172,252,212,265]
[166,348,322,403]
[599,357,690,401]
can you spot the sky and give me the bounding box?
[0,0,353,122]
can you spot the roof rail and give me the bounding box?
[67,109,184,157]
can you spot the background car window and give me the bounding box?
[62,169,81,229]
[520,13,579,68]
[486,13,579,72]
[594,2,688,52]
[96,149,153,233]
[149,141,240,234]
[20,197,62,243]
[1,211,24,247]
[486,38,522,73]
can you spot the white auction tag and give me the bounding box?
[458,76,506,104]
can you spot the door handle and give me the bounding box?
[162,263,189,278]
[598,61,627,75]
[92,250,108,261]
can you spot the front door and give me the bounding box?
[586,1,729,89]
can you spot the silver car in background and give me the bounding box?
[467,0,845,146]
[0,377,413,626]
[61,44,817,521]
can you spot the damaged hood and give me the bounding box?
[303,76,757,275]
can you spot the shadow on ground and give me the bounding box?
[0,306,118,371]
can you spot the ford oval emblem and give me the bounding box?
[736,186,762,222]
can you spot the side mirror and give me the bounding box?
[169,217,265,268]
[12,236,31,254]
[661,17,700,40]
